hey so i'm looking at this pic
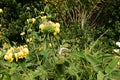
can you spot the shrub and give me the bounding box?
[0,0,120,80]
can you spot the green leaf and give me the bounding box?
[71,51,84,58]
[11,74,20,80]
[3,75,10,80]
[108,70,120,79]
[44,5,50,13]
[97,71,104,80]
[105,58,119,74]
[85,54,103,72]
[56,56,66,64]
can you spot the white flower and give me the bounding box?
[113,49,120,53]
[116,42,120,47]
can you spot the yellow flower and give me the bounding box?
[30,38,32,41]
[27,18,36,24]
[4,46,29,62]
[55,26,60,33]
[15,47,29,62]
[23,45,28,47]
[14,53,18,62]
[39,21,60,35]
[26,39,29,43]
[41,16,47,21]
[14,47,29,62]
[53,23,60,35]
[32,18,36,24]
[4,47,14,62]
[20,32,25,36]
[49,43,52,48]
[26,38,32,43]
[15,51,24,62]
[27,19,30,23]
[53,25,60,36]
[0,8,3,13]
[39,47,44,51]
[39,24,45,32]
[55,23,60,28]
[53,31,57,36]
[22,48,29,56]
[18,51,24,58]
[4,52,14,62]
[6,47,14,54]
[118,61,120,66]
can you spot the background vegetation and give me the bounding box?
[0,0,120,80]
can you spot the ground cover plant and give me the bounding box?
[0,0,120,80]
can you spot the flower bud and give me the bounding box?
[20,32,25,36]
[49,43,52,48]
[0,8,3,13]
[32,18,36,24]
[41,16,47,22]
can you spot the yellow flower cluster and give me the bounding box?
[4,46,29,62]
[39,21,60,35]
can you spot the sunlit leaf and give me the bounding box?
[108,70,120,79]
[105,58,119,74]
[10,74,20,80]
[97,71,104,80]
[85,54,103,72]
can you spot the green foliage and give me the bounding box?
[0,0,120,80]
[93,0,120,40]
